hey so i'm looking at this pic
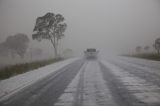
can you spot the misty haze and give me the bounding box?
[0,0,160,106]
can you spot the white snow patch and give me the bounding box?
[54,61,88,106]
[119,56,160,70]
[83,61,116,106]
[0,58,79,101]
[101,60,160,104]
[106,56,160,77]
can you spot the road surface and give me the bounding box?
[1,57,160,106]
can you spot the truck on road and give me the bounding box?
[84,48,98,59]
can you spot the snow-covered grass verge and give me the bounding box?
[0,59,62,80]
[0,58,79,101]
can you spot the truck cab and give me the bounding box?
[84,48,98,59]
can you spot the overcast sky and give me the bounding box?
[0,0,160,56]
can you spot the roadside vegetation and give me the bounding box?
[32,12,67,59]
[0,58,63,80]
[123,54,160,61]
[0,12,69,80]
[123,37,160,61]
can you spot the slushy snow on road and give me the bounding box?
[0,58,79,101]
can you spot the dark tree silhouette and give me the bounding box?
[136,46,142,53]
[32,12,67,58]
[144,46,150,52]
[154,38,160,55]
[5,33,30,58]
[0,43,9,57]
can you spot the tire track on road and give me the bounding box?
[54,60,117,106]
[101,60,160,106]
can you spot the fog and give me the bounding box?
[0,0,160,58]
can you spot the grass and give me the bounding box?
[0,58,63,80]
[122,53,160,61]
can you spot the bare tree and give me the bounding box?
[32,12,67,58]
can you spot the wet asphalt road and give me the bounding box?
[1,58,160,106]
[0,60,84,106]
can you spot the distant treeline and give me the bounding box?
[124,37,160,61]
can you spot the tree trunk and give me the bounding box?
[54,45,58,59]
[50,38,58,59]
